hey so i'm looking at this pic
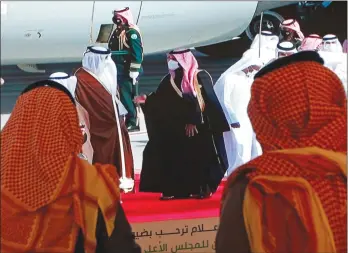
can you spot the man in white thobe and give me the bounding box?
[214,31,279,175]
[319,34,343,53]
[318,34,347,93]
[74,46,135,192]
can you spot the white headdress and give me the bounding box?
[82,46,111,76]
[319,34,343,53]
[49,72,77,98]
[276,41,298,58]
[250,31,280,51]
[219,31,279,79]
[82,46,127,117]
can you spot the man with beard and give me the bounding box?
[75,46,135,192]
[298,34,322,51]
[216,51,347,253]
[279,19,304,49]
[214,31,279,175]
[139,49,229,200]
[49,72,94,164]
[108,7,144,132]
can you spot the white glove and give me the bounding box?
[129,71,139,85]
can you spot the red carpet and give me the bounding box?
[122,175,226,223]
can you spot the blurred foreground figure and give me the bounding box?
[298,34,322,51]
[0,80,141,253]
[75,46,135,191]
[279,19,304,48]
[139,49,229,200]
[214,31,279,175]
[216,51,347,253]
[49,72,94,164]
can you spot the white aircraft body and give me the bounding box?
[0,1,291,66]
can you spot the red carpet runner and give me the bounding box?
[122,175,226,223]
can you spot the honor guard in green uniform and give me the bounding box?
[109,7,144,131]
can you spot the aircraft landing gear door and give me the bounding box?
[92,2,141,45]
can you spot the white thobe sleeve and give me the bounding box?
[214,77,239,125]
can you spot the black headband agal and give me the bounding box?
[169,49,191,55]
[277,42,296,51]
[323,35,338,41]
[48,74,69,80]
[21,80,76,105]
[254,51,324,80]
[84,46,111,56]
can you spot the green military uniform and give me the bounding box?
[109,27,143,128]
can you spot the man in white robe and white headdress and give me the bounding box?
[318,34,347,93]
[214,31,279,175]
[319,34,343,53]
[275,41,298,58]
[74,46,135,190]
[49,72,94,163]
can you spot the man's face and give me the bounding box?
[113,14,127,30]
[281,27,295,41]
[320,41,340,52]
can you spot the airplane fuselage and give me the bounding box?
[1,1,260,65]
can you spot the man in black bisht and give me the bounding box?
[138,49,230,200]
